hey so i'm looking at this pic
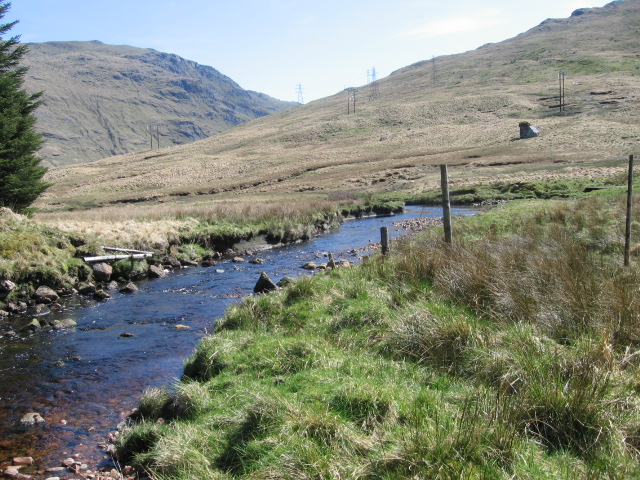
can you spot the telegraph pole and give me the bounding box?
[432,55,437,84]
[346,88,357,114]
[149,124,163,150]
[558,71,565,113]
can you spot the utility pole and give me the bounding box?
[558,71,565,113]
[149,124,163,150]
[346,88,357,114]
[432,55,437,84]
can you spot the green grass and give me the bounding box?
[116,192,640,479]
[0,209,85,298]
[376,174,637,207]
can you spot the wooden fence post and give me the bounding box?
[625,154,634,266]
[440,164,452,244]
[381,227,390,255]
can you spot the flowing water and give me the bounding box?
[0,207,475,474]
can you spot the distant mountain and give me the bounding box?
[37,1,640,210]
[23,41,297,166]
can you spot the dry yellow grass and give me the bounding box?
[34,1,640,225]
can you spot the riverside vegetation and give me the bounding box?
[0,197,402,308]
[114,184,640,480]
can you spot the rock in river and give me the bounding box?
[119,282,138,294]
[148,264,166,279]
[254,271,277,294]
[20,412,45,425]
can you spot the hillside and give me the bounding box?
[36,0,640,212]
[23,41,297,166]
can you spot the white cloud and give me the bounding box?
[402,9,505,38]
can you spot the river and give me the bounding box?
[0,206,475,475]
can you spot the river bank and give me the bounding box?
[113,194,640,480]
[0,201,405,325]
[1,204,462,479]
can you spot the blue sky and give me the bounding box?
[11,0,612,102]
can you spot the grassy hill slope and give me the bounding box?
[35,0,640,213]
[23,41,297,166]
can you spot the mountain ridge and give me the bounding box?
[23,40,297,166]
[36,0,640,211]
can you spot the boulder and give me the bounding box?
[148,265,166,279]
[0,279,16,293]
[232,256,245,263]
[162,256,181,269]
[32,304,51,316]
[249,258,266,265]
[7,302,27,313]
[92,263,113,282]
[78,283,96,295]
[93,290,111,301]
[12,457,33,466]
[201,258,218,267]
[33,286,59,304]
[301,262,317,270]
[24,319,42,332]
[179,259,199,267]
[254,271,277,294]
[277,277,296,288]
[52,318,77,330]
[2,466,32,479]
[119,282,138,294]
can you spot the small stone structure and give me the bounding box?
[519,122,540,139]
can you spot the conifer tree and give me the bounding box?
[0,2,49,212]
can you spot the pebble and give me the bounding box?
[45,467,66,473]
[20,412,45,425]
[3,466,32,479]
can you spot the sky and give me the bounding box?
[10,0,614,102]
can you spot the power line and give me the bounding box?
[367,66,379,101]
[296,83,304,104]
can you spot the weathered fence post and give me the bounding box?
[381,227,390,255]
[440,164,452,244]
[625,154,634,267]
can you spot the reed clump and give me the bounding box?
[117,194,640,479]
